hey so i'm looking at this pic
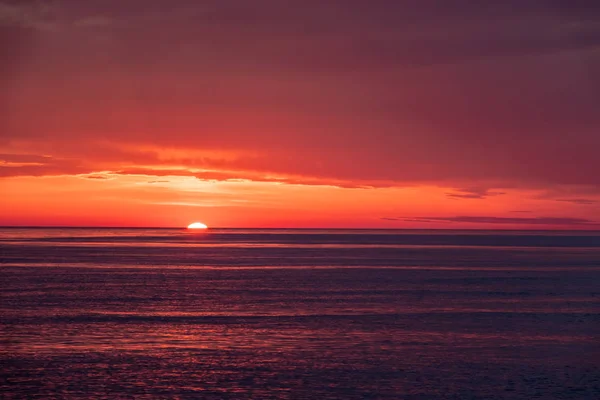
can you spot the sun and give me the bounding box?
[187,222,208,229]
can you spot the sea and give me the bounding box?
[1,228,599,399]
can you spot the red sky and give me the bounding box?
[1,0,599,228]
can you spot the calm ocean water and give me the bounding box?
[1,228,599,399]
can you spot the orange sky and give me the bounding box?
[1,1,599,229]
[1,172,598,229]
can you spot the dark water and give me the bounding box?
[1,228,599,399]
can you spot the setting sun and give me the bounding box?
[187,222,208,229]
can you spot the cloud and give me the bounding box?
[555,198,598,205]
[0,1,58,31]
[74,14,114,27]
[114,167,379,189]
[446,187,506,199]
[387,216,598,226]
[535,187,600,204]
[2,1,600,191]
[0,149,389,188]
[0,153,86,177]
[0,1,118,30]
[80,174,112,180]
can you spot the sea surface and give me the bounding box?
[1,228,599,399]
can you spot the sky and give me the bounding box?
[1,0,599,228]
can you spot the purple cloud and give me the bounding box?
[394,216,598,226]
[555,198,598,205]
[446,187,506,199]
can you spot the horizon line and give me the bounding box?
[0,226,599,232]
